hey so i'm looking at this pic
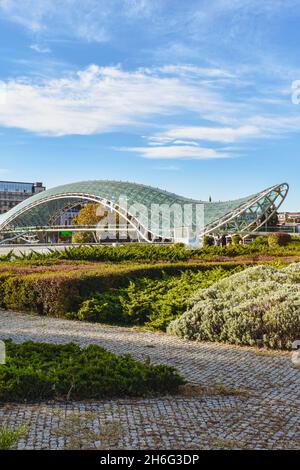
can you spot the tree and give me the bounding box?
[72,204,107,243]
[73,203,105,226]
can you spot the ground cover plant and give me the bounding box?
[0,261,244,321]
[0,341,185,402]
[168,264,300,350]
[1,235,300,264]
[1,239,300,341]
[68,267,241,330]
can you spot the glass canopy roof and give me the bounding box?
[0,180,289,240]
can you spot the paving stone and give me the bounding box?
[0,310,299,450]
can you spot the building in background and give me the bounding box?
[278,212,300,233]
[0,181,45,215]
[279,212,300,224]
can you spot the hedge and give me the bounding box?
[0,341,185,401]
[0,262,245,318]
[2,238,300,263]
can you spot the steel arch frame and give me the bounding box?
[0,183,289,243]
[202,183,289,236]
[0,192,161,243]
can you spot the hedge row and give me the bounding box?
[1,236,300,263]
[0,262,245,318]
[0,341,185,401]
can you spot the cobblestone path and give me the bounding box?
[0,311,299,450]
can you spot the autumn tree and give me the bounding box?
[72,203,107,243]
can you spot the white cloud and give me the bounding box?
[158,65,235,79]
[30,44,51,53]
[0,61,299,156]
[173,140,200,146]
[0,64,229,136]
[0,0,160,42]
[152,125,261,144]
[0,0,52,31]
[0,83,6,105]
[122,145,231,160]
[247,114,300,133]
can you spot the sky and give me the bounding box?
[0,1,300,209]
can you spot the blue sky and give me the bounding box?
[0,0,300,209]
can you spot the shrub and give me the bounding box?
[2,276,39,312]
[0,341,185,402]
[203,236,214,247]
[268,232,291,247]
[168,264,300,349]
[2,274,82,317]
[0,262,242,318]
[231,234,241,246]
[252,235,268,246]
[1,236,300,264]
[70,267,241,330]
[70,292,123,323]
[0,425,28,450]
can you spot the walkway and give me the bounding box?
[0,311,299,450]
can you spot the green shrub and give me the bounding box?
[231,234,241,246]
[0,425,28,450]
[2,276,39,312]
[168,264,300,350]
[2,237,300,264]
[70,292,123,323]
[203,235,214,247]
[0,262,243,318]
[70,267,241,330]
[268,232,291,247]
[252,235,268,246]
[0,341,185,402]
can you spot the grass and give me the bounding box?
[178,383,251,398]
[53,411,122,450]
[0,424,28,450]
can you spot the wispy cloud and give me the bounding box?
[151,125,261,144]
[0,64,230,136]
[157,64,235,79]
[0,60,299,163]
[0,0,51,31]
[121,145,231,160]
[30,44,51,54]
[0,0,160,42]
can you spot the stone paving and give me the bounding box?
[0,310,300,450]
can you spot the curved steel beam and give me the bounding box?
[0,183,289,242]
[0,192,161,243]
[203,183,289,235]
